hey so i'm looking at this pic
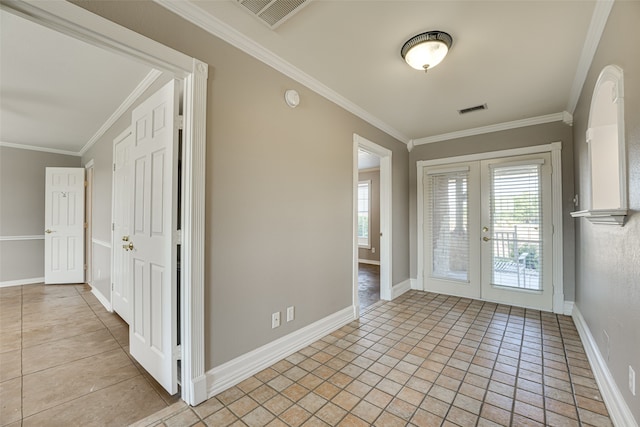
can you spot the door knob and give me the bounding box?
[45,229,54,234]
[482,226,489,233]
[483,236,491,242]
[122,242,134,251]
[122,235,129,242]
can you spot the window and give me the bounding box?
[358,181,371,248]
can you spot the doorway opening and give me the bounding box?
[353,134,392,317]
[357,150,381,312]
[2,0,209,405]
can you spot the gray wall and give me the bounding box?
[572,1,640,420]
[409,121,576,300]
[0,146,80,283]
[358,169,380,263]
[73,0,410,368]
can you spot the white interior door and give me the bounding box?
[480,154,553,310]
[112,129,134,324]
[44,167,85,284]
[423,154,553,311]
[127,80,179,395]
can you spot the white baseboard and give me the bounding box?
[563,301,575,316]
[91,285,112,312]
[206,305,355,398]
[0,277,44,288]
[392,279,411,299]
[572,305,638,427]
[358,259,380,266]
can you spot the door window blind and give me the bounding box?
[490,163,543,290]
[429,171,469,282]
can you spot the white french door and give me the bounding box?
[424,153,553,311]
[125,79,180,395]
[44,167,85,284]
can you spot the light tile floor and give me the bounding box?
[0,283,179,427]
[137,290,613,427]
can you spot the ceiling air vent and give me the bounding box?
[236,0,312,29]
[458,103,488,115]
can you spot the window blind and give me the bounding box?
[429,171,469,282]
[490,163,543,290]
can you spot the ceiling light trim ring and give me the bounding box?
[401,30,453,72]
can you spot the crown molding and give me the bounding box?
[566,0,615,114]
[153,0,409,145]
[0,141,80,156]
[412,112,572,146]
[79,69,162,156]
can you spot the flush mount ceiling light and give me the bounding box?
[401,31,453,72]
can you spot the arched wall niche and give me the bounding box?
[571,64,628,225]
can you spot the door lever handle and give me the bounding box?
[483,236,491,242]
[122,242,134,251]
[45,229,54,234]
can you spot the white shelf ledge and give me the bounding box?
[570,209,628,225]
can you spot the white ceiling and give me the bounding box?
[358,149,380,170]
[163,0,599,143]
[1,1,603,154]
[0,9,155,154]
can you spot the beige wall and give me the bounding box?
[0,146,80,283]
[409,121,576,300]
[572,1,640,420]
[73,0,410,368]
[358,169,380,263]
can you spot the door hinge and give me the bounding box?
[176,115,184,130]
[84,222,88,229]
[111,283,114,291]
[173,230,183,245]
[84,264,88,270]
[113,164,116,172]
[173,345,182,361]
[84,180,88,187]
[112,223,115,231]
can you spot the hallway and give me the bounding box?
[0,283,179,426]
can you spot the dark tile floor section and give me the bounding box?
[358,263,380,312]
[0,283,180,427]
[137,290,612,427]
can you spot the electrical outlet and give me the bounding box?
[630,366,636,396]
[372,247,376,254]
[286,306,295,322]
[271,312,280,329]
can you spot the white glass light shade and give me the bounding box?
[404,41,449,71]
[401,31,453,72]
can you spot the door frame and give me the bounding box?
[85,159,94,285]
[2,1,208,405]
[353,134,392,317]
[417,142,566,314]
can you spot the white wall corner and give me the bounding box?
[572,305,639,427]
[410,278,420,290]
[205,306,355,398]
[91,285,113,312]
[391,279,411,300]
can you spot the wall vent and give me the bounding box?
[458,103,488,115]
[236,0,312,29]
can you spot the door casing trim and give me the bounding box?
[416,142,564,313]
